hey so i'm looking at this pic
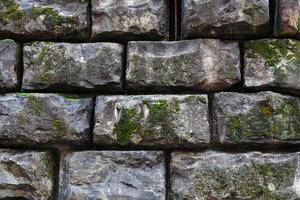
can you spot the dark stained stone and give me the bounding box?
[0,93,93,147]
[91,0,169,41]
[275,0,300,37]
[0,39,19,90]
[182,0,269,39]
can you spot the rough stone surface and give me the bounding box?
[0,149,54,200]
[0,93,92,146]
[59,151,165,200]
[213,92,300,144]
[171,151,300,200]
[0,0,88,40]
[182,0,269,39]
[91,0,168,41]
[23,42,124,92]
[0,39,19,89]
[244,39,300,91]
[94,95,209,147]
[275,0,300,37]
[126,40,241,92]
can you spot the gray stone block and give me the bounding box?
[58,151,165,200]
[23,42,124,92]
[126,40,241,92]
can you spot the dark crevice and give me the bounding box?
[87,0,93,42]
[239,41,245,91]
[52,150,61,200]
[269,0,277,38]
[176,0,182,40]
[90,96,97,147]
[3,143,300,154]
[123,43,128,95]
[17,43,24,92]
[208,94,215,147]
[169,0,176,41]
[165,151,171,200]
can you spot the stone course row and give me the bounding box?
[2,149,300,199]
[0,92,298,147]
[1,0,300,41]
[2,38,300,93]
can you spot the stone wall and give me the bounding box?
[0,0,300,199]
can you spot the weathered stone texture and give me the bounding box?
[59,151,165,200]
[126,40,241,92]
[0,0,89,40]
[213,92,300,144]
[0,93,92,146]
[275,0,300,37]
[0,39,19,89]
[23,42,124,92]
[94,95,209,146]
[0,150,54,200]
[171,151,300,200]
[182,0,269,39]
[244,39,300,91]
[91,0,168,40]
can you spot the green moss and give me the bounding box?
[243,0,265,16]
[17,93,35,97]
[246,39,300,79]
[0,0,24,25]
[113,108,142,145]
[26,96,45,116]
[41,154,54,179]
[195,160,296,199]
[228,98,300,141]
[130,54,197,84]
[185,96,207,104]
[57,94,80,100]
[112,98,181,145]
[29,6,77,28]
[31,44,80,84]
[51,119,65,133]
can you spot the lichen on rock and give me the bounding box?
[213,92,300,144]
[0,93,93,146]
[171,151,300,199]
[244,39,300,91]
[23,42,124,92]
[126,39,241,92]
[0,0,89,40]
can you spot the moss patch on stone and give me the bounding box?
[0,0,24,25]
[228,98,300,141]
[243,0,266,16]
[130,54,199,85]
[246,39,300,79]
[195,160,296,199]
[30,44,80,84]
[41,153,54,179]
[112,98,180,145]
[26,95,45,116]
[29,6,77,29]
